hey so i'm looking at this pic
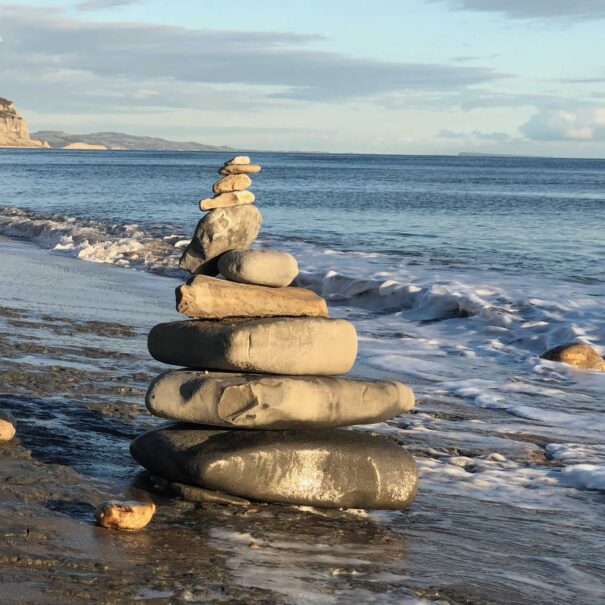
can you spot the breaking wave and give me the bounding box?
[1,205,604,360]
[0,206,187,277]
[0,205,498,321]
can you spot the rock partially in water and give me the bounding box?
[0,97,49,148]
[218,249,299,287]
[148,317,357,375]
[146,370,415,429]
[179,205,262,274]
[94,500,156,530]
[0,409,16,441]
[541,342,605,371]
[176,275,328,319]
[131,426,418,510]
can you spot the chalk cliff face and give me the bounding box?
[0,97,49,148]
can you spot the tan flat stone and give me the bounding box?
[176,275,327,319]
[200,190,255,210]
[179,205,262,274]
[541,342,605,371]
[218,249,298,287]
[94,500,155,530]
[224,155,251,165]
[148,317,358,375]
[219,164,261,176]
[212,174,252,194]
[0,409,16,441]
[146,370,415,429]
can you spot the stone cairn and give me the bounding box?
[130,156,419,510]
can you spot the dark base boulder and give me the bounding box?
[131,425,418,510]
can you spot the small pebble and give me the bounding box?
[94,500,156,530]
[0,409,16,441]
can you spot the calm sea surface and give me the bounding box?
[1,150,604,284]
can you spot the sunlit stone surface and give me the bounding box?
[131,425,418,509]
[146,370,414,429]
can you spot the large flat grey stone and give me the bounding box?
[146,370,415,429]
[130,425,418,510]
[148,317,357,375]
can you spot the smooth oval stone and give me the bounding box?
[146,370,415,429]
[94,500,155,530]
[219,164,261,176]
[148,317,357,375]
[212,174,252,194]
[218,249,299,287]
[176,275,328,319]
[130,426,418,510]
[179,205,262,275]
[224,155,251,165]
[200,190,255,211]
[0,409,16,441]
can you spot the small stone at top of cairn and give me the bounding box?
[131,156,420,511]
[219,162,262,176]
[224,155,251,165]
[180,158,262,274]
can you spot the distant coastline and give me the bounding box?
[458,152,534,158]
[31,130,234,152]
[1,96,233,151]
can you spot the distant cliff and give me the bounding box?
[32,130,233,151]
[0,97,49,148]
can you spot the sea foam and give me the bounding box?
[1,203,604,498]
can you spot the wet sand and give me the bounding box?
[1,237,604,605]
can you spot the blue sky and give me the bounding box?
[1,0,605,155]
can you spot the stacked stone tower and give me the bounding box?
[130,156,419,510]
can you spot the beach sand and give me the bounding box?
[1,236,604,605]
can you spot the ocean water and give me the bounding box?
[1,150,604,284]
[1,149,605,602]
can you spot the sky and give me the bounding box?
[1,0,605,156]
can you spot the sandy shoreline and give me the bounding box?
[1,237,604,605]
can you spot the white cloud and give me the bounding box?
[437,128,466,139]
[437,128,511,141]
[520,107,605,141]
[433,0,605,21]
[76,0,142,10]
[0,4,502,110]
